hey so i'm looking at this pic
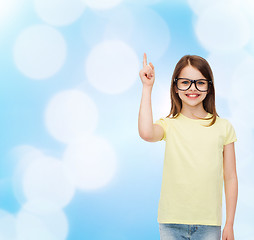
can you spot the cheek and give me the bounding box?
[200,93,207,99]
[178,92,185,99]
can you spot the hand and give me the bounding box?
[222,224,235,240]
[139,53,155,88]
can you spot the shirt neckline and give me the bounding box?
[179,112,210,121]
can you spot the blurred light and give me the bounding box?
[22,156,75,213]
[85,40,139,94]
[45,89,98,143]
[187,0,220,15]
[16,208,68,240]
[63,135,118,190]
[13,24,67,79]
[81,0,123,10]
[0,0,17,26]
[34,0,86,26]
[194,2,251,53]
[207,50,250,98]
[0,210,16,240]
[12,145,45,205]
[231,55,254,125]
[129,6,170,61]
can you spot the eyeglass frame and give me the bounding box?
[174,77,213,92]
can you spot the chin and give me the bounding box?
[182,99,203,106]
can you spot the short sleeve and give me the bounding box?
[224,119,237,146]
[154,117,168,141]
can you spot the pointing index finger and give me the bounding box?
[143,53,147,67]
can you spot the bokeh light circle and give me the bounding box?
[85,40,139,94]
[13,24,67,79]
[12,145,45,205]
[22,156,75,212]
[81,0,123,10]
[0,210,16,240]
[206,50,250,99]
[195,2,251,53]
[34,0,86,26]
[230,55,254,125]
[62,135,117,190]
[16,208,68,240]
[45,89,98,143]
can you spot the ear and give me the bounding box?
[207,87,211,94]
[174,85,178,94]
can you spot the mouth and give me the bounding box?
[185,94,200,99]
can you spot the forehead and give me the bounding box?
[178,65,205,79]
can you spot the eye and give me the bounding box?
[197,80,206,85]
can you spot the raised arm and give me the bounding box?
[138,53,164,142]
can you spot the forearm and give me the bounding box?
[224,176,238,226]
[138,86,154,139]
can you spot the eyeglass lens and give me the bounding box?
[177,79,208,91]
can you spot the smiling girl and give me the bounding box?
[138,53,238,240]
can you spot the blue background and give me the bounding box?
[0,0,253,239]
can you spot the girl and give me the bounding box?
[138,53,238,240]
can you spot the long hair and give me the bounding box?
[166,55,219,127]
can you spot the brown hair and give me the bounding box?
[166,55,219,127]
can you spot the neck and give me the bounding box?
[181,106,208,119]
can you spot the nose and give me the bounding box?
[189,82,197,91]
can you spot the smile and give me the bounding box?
[185,94,200,99]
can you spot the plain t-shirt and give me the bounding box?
[154,112,237,226]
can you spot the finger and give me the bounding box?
[149,62,154,70]
[143,53,147,67]
[148,70,154,78]
[145,66,153,76]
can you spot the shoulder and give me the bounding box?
[155,116,170,126]
[215,116,237,145]
[158,115,179,124]
[155,115,175,122]
[154,115,176,129]
[210,114,227,125]
[215,115,234,127]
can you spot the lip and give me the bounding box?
[185,94,200,99]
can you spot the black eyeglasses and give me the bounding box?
[174,78,212,92]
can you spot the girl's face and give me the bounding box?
[175,65,208,108]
